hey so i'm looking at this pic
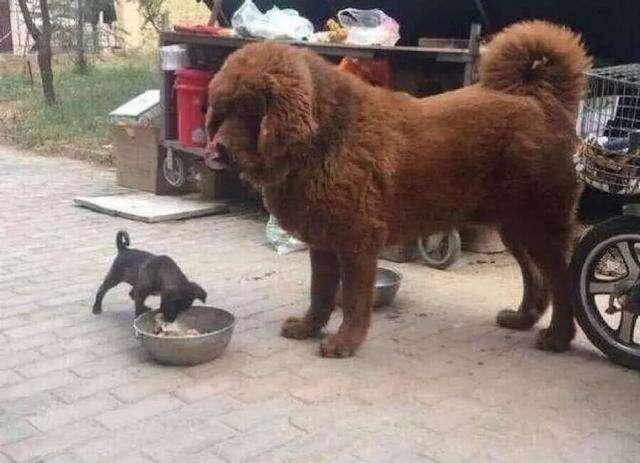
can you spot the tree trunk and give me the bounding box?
[206,0,227,26]
[38,0,55,104]
[16,0,56,105]
[92,22,100,55]
[75,0,88,74]
[37,39,55,105]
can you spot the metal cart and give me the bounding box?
[570,64,640,369]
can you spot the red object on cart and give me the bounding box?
[175,68,214,147]
[339,58,394,89]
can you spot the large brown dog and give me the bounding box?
[206,21,591,358]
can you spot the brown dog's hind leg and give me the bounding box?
[533,233,575,352]
[506,220,575,352]
[496,226,550,330]
[319,251,377,358]
[281,248,340,340]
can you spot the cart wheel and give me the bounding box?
[417,230,462,270]
[570,215,640,370]
[163,150,186,188]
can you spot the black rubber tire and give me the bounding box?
[570,215,640,370]
[417,230,462,270]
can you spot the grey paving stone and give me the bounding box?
[1,147,639,463]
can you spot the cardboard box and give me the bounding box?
[113,125,160,193]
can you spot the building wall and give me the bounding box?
[8,0,36,55]
[116,0,210,51]
[7,0,211,54]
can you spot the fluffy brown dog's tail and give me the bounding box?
[479,20,591,114]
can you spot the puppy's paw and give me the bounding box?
[92,306,103,315]
[280,317,318,340]
[496,309,537,331]
[319,334,357,358]
[535,328,572,352]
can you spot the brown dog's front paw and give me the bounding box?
[280,317,319,340]
[496,309,537,331]
[319,334,358,358]
[535,328,572,352]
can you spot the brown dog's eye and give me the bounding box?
[206,102,227,136]
[206,112,220,138]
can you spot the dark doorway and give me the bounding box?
[0,0,13,53]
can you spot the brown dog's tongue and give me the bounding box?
[204,141,227,170]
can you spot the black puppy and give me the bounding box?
[93,231,207,321]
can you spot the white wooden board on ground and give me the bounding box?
[74,192,229,223]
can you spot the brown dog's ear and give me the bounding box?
[257,70,318,160]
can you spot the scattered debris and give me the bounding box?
[252,270,277,281]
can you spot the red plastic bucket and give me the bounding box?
[175,68,214,147]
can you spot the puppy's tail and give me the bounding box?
[116,230,130,252]
[479,20,591,114]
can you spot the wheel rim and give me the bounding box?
[424,232,449,261]
[579,234,640,356]
[419,232,454,264]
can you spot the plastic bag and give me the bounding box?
[265,215,308,255]
[231,0,263,36]
[231,0,314,41]
[337,8,400,46]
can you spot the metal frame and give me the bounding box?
[160,23,482,156]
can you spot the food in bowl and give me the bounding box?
[153,313,201,337]
[134,307,236,366]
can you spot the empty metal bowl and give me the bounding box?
[133,306,235,366]
[336,267,402,309]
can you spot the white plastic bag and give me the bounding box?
[265,215,308,255]
[231,0,263,36]
[232,0,314,41]
[337,8,400,46]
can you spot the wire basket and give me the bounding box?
[575,64,640,195]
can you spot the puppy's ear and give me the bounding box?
[258,68,318,160]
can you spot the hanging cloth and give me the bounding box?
[85,0,117,25]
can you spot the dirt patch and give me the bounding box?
[0,55,26,77]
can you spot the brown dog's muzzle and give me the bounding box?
[204,134,231,170]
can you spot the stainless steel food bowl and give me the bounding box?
[133,306,235,366]
[336,267,402,309]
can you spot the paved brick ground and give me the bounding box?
[1,145,640,463]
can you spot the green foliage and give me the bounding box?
[0,54,159,164]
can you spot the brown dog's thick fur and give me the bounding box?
[206,21,591,358]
